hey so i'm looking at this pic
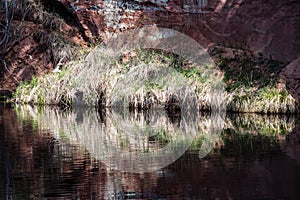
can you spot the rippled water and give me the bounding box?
[0,104,300,199]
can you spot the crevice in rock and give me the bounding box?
[40,0,76,26]
[40,0,89,42]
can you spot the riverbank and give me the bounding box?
[0,0,298,114]
[10,46,298,114]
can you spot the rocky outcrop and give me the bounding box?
[281,58,300,101]
[1,0,299,101]
[0,0,85,95]
[60,0,300,63]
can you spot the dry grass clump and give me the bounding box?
[13,46,117,106]
[13,47,225,112]
[215,47,298,114]
[226,87,296,113]
[13,43,297,113]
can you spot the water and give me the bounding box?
[0,104,300,199]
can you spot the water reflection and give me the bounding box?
[14,105,224,173]
[1,106,111,199]
[0,105,300,199]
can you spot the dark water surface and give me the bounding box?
[0,104,300,199]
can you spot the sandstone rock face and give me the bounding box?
[1,0,299,99]
[60,0,300,63]
[0,1,84,94]
[281,58,300,101]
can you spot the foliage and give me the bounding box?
[12,47,223,112]
[216,50,296,113]
[227,87,296,113]
[12,45,298,113]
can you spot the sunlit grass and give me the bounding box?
[12,47,223,111]
[12,46,297,113]
[227,87,296,113]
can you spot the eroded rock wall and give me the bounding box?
[0,0,84,95]
[1,0,299,101]
[61,0,300,62]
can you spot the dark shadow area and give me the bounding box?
[40,0,77,27]
[211,47,285,92]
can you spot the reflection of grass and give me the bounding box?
[59,128,68,140]
[117,127,175,152]
[191,131,282,159]
[189,135,205,151]
[220,128,280,158]
[107,109,189,153]
[188,113,294,153]
[14,105,41,131]
[226,114,295,136]
[213,113,295,157]
[148,128,172,146]
[31,119,39,131]
[120,138,130,150]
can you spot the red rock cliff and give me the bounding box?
[61,0,299,62]
[0,0,299,99]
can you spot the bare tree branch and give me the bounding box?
[0,0,17,49]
